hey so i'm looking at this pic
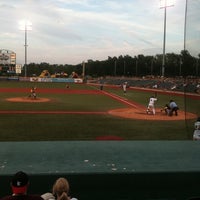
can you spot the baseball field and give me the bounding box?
[0,81,199,141]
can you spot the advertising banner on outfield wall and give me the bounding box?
[74,78,83,83]
[30,77,83,83]
[51,78,74,82]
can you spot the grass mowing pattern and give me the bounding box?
[0,114,190,141]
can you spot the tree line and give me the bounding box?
[24,50,199,78]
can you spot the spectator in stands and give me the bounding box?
[41,177,77,200]
[195,83,200,94]
[169,99,179,116]
[152,84,158,89]
[41,193,55,200]
[0,171,43,200]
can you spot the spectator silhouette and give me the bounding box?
[41,177,77,200]
[0,171,43,200]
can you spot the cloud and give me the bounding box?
[0,0,194,64]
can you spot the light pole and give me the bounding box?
[179,57,182,76]
[151,57,154,75]
[135,58,138,76]
[160,0,174,77]
[114,60,117,76]
[82,61,85,79]
[123,60,126,76]
[19,20,32,77]
[184,0,188,51]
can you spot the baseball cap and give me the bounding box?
[11,171,29,194]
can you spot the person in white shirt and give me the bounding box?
[146,96,157,115]
[122,82,127,94]
[193,117,200,140]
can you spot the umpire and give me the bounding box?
[169,100,179,116]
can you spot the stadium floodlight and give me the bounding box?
[160,0,174,8]
[160,0,175,77]
[19,20,32,77]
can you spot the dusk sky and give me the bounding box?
[0,0,195,65]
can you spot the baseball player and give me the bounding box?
[122,82,127,94]
[146,96,157,115]
[193,117,200,140]
[28,87,37,99]
[161,104,170,115]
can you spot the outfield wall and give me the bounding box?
[0,76,83,83]
[29,77,83,83]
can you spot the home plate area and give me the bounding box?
[108,107,197,121]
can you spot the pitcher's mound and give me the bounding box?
[6,97,50,103]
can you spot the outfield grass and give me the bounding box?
[0,81,199,141]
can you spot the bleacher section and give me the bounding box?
[98,77,200,94]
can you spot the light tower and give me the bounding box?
[19,20,32,77]
[184,0,188,51]
[160,0,174,77]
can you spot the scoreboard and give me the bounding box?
[0,49,16,65]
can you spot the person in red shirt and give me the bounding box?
[0,171,43,200]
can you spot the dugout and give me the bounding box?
[0,141,200,200]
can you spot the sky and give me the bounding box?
[0,0,196,65]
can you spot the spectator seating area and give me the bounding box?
[0,141,200,200]
[96,77,200,94]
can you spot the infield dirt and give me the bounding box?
[5,96,197,121]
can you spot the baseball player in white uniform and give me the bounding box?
[146,96,157,115]
[193,117,200,140]
[122,82,127,94]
